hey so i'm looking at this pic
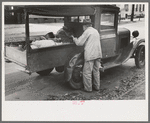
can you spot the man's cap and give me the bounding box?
[82,19,92,25]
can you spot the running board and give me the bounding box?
[100,62,121,72]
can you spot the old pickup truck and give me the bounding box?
[5,5,145,89]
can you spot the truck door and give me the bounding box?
[100,11,117,58]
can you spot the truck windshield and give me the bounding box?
[100,12,115,30]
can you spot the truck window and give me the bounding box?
[71,16,79,22]
[79,16,90,22]
[70,16,90,23]
[100,12,115,30]
[65,16,91,38]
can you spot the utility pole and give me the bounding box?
[131,4,135,21]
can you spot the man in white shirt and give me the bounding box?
[72,19,102,92]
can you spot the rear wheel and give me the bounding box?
[64,52,84,89]
[36,68,54,76]
[69,65,83,89]
[135,45,145,68]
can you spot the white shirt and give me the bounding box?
[73,27,102,61]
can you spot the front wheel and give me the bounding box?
[36,68,54,76]
[135,45,145,68]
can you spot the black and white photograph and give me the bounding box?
[2,2,148,121]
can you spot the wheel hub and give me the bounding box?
[72,66,83,83]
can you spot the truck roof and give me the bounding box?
[7,5,120,16]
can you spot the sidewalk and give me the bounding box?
[118,18,145,25]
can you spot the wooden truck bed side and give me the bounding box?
[5,46,27,67]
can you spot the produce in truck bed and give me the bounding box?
[30,39,56,49]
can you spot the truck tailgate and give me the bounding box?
[5,46,27,67]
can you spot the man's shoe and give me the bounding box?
[84,89,92,93]
[93,86,100,91]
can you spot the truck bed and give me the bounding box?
[4,23,84,73]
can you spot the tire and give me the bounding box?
[64,52,84,89]
[69,66,83,89]
[55,66,64,73]
[135,45,145,69]
[36,68,54,76]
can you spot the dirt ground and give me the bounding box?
[4,19,146,100]
[5,59,145,101]
[45,59,145,100]
[121,82,145,100]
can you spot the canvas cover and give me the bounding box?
[22,5,96,16]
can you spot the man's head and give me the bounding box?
[45,32,55,39]
[82,19,92,31]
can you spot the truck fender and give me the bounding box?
[132,39,145,56]
[115,38,145,64]
[124,39,145,63]
[132,38,145,49]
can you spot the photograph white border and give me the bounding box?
[2,2,149,121]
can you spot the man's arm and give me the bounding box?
[72,31,89,46]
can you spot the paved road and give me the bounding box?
[4,19,146,100]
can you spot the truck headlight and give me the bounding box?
[132,30,139,38]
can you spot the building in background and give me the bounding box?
[5,6,24,24]
[116,4,145,19]
[4,6,64,24]
[5,4,145,24]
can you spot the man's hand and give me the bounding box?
[40,36,47,40]
[71,35,74,39]
[71,35,76,41]
[71,35,78,44]
[70,35,74,42]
